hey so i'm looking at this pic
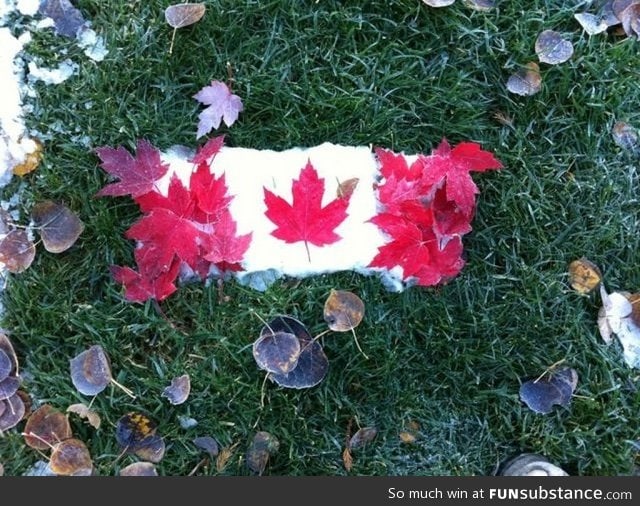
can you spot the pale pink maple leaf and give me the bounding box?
[193,80,243,138]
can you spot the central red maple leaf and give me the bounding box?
[263,160,352,261]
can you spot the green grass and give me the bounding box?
[1,0,639,476]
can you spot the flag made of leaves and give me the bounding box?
[96,136,251,302]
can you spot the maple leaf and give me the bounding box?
[420,139,503,216]
[125,208,203,272]
[201,210,252,272]
[135,173,195,217]
[374,148,427,211]
[189,162,232,219]
[110,258,181,303]
[95,139,169,198]
[190,135,225,165]
[194,80,243,139]
[263,160,352,261]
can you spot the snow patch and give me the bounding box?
[28,58,78,84]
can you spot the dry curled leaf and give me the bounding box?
[216,442,238,472]
[342,447,353,472]
[568,257,602,294]
[337,178,359,199]
[506,62,542,96]
[31,201,84,253]
[574,12,610,35]
[69,345,111,396]
[535,30,574,65]
[348,426,378,450]
[0,230,36,274]
[66,403,101,430]
[161,374,191,405]
[193,436,219,458]
[12,138,43,177]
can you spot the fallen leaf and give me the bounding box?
[23,404,73,449]
[463,0,495,10]
[399,431,417,443]
[612,0,640,21]
[574,12,610,35]
[348,426,377,449]
[264,160,352,261]
[194,80,243,138]
[161,374,191,405]
[535,30,574,65]
[600,286,640,368]
[69,345,112,396]
[261,316,329,389]
[134,434,166,463]
[323,289,365,332]
[519,367,578,414]
[164,3,206,28]
[193,436,219,458]
[66,403,101,430]
[31,201,84,253]
[422,0,456,6]
[0,393,26,432]
[246,431,279,475]
[12,138,43,176]
[115,412,158,452]
[0,209,13,235]
[337,178,359,199]
[568,257,602,294]
[95,139,169,198]
[612,121,639,153]
[342,447,353,472]
[253,331,301,375]
[216,442,238,472]
[0,376,20,401]
[38,0,88,38]
[500,453,568,476]
[49,438,93,476]
[0,230,36,273]
[597,305,614,344]
[119,462,158,476]
[0,349,11,382]
[506,62,542,96]
[0,333,18,377]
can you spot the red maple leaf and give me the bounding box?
[125,208,203,272]
[263,160,351,260]
[135,173,195,217]
[190,162,232,219]
[201,210,252,272]
[95,139,169,198]
[110,258,181,303]
[420,139,503,216]
[190,135,225,165]
[374,148,427,211]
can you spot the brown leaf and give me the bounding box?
[69,344,112,396]
[535,30,574,65]
[348,426,377,449]
[399,431,417,443]
[323,289,365,332]
[23,404,72,449]
[164,3,206,28]
[506,62,542,96]
[66,403,101,430]
[337,178,359,199]
[134,434,166,463]
[463,0,495,10]
[612,121,639,152]
[31,201,84,253]
[612,0,640,20]
[119,462,158,476]
[49,438,93,476]
[568,257,602,294]
[216,442,239,472]
[246,431,279,475]
[342,447,353,472]
[12,138,43,177]
[0,230,36,273]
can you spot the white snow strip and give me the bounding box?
[28,58,78,84]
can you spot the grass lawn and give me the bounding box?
[1,0,639,476]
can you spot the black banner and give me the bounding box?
[0,476,638,505]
